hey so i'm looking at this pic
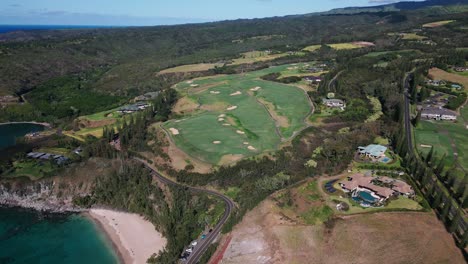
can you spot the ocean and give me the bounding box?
[0,123,118,263]
[0,207,118,264]
[0,25,118,34]
[0,123,44,149]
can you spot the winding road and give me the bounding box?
[135,158,235,264]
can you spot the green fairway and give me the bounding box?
[415,118,468,171]
[165,63,313,164]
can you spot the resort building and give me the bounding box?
[322,98,345,108]
[357,144,387,160]
[421,107,457,121]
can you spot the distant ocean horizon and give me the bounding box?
[0,25,122,34]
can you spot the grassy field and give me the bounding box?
[4,160,57,180]
[80,107,122,121]
[429,67,468,90]
[364,49,419,57]
[158,50,305,74]
[423,20,455,28]
[164,63,312,164]
[415,119,468,171]
[158,63,224,74]
[303,42,373,52]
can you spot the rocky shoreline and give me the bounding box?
[0,183,85,213]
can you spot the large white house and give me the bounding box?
[322,98,345,108]
[421,107,457,121]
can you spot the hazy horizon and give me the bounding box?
[0,0,424,26]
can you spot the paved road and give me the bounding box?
[135,158,235,264]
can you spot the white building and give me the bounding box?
[421,107,457,121]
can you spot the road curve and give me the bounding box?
[134,158,235,264]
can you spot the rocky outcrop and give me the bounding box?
[0,180,85,212]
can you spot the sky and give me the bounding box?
[0,0,422,26]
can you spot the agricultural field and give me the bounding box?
[164,63,313,165]
[303,41,374,52]
[423,20,455,28]
[158,50,304,74]
[222,181,463,264]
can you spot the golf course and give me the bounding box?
[163,63,314,165]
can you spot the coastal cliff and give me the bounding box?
[0,180,84,212]
[0,158,117,212]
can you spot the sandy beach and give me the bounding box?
[88,209,167,264]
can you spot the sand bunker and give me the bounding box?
[243,142,249,145]
[250,86,261,91]
[186,80,193,84]
[420,144,432,148]
[218,118,225,122]
[210,91,220,94]
[213,141,222,144]
[236,130,245,135]
[169,128,180,135]
[230,91,242,96]
[190,84,199,87]
[223,123,231,126]
[247,146,256,150]
[227,106,238,111]
[218,114,226,118]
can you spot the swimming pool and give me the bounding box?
[352,190,379,205]
[379,157,392,163]
[358,191,378,203]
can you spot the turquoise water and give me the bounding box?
[0,207,119,264]
[0,123,45,149]
[357,191,378,202]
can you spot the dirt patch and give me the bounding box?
[219,154,244,165]
[429,67,468,90]
[257,98,290,128]
[223,197,464,264]
[173,97,199,114]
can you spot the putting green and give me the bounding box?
[164,63,314,164]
